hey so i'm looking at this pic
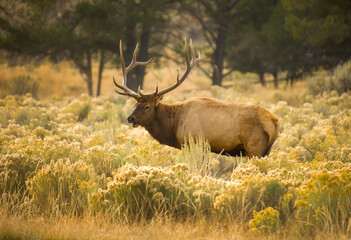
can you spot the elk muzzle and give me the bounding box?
[127,115,139,128]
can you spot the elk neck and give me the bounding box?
[143,102,181,149]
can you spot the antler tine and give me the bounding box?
[113,40,152,99]
[138,82,160,98]
[114,39,200,99]
[119,40,130,90]
[184,38,190,68]
[156,38,202,97]
[126,42,153,73]
[113,74,138,98]
[190,39,197,65]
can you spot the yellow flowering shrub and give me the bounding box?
[62,94,92,121]
[0,90,351,236]
[91,163,192,220]
[187,172,226,215]
[248,207,281,234]
[295,168,351,233]
[0,153,43,194]
[214,175,287,222]
[91,163,226,220]
[83,143,123,176]
[26,158,95,216]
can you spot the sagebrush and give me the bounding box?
[1,88,351,239]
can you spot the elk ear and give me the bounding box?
[155,95,163,102]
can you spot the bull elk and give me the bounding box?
[113,39,279,157]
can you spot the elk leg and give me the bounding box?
[244,129,269,158]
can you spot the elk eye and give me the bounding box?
[144,105,150,110]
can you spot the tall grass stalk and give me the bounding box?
[181,136,211,176]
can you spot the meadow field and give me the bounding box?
[1,62,351,239]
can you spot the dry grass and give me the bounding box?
[1,212,348,240]
[0,212,244,240]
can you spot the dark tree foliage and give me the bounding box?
[58,1,123,96]
[182,0,244,86]
[0,0,122,96]
[117,0,175,92]
[184,0,351,88]
[283,0,351,68]
[1,0,351,93]
[227,0,310,88]
[0,0,175,96]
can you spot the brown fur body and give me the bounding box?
[129,97,279,157]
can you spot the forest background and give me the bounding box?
[0,0,350,98]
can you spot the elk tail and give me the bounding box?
[263,116,280,157]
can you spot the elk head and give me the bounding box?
[113,39,201,128]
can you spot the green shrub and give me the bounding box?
[7,75,40,98]
[332,60,351,94]
[306,75,330,95]
[62,94,92,121]
[306,61,351,95]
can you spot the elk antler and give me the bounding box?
[113,40,152,99]
[113,38,201,100]
[154,38,202,97]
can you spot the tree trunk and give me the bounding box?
[211,26,227,86]
[74,51,94,96]
[258,72,266,87]
[84,51,93,96]
[285,71,290,87]
[96,50,105,97]
[273,70,278,89]
[128,25,151,92]
[124,13,138,92]
[290,74,296,88]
